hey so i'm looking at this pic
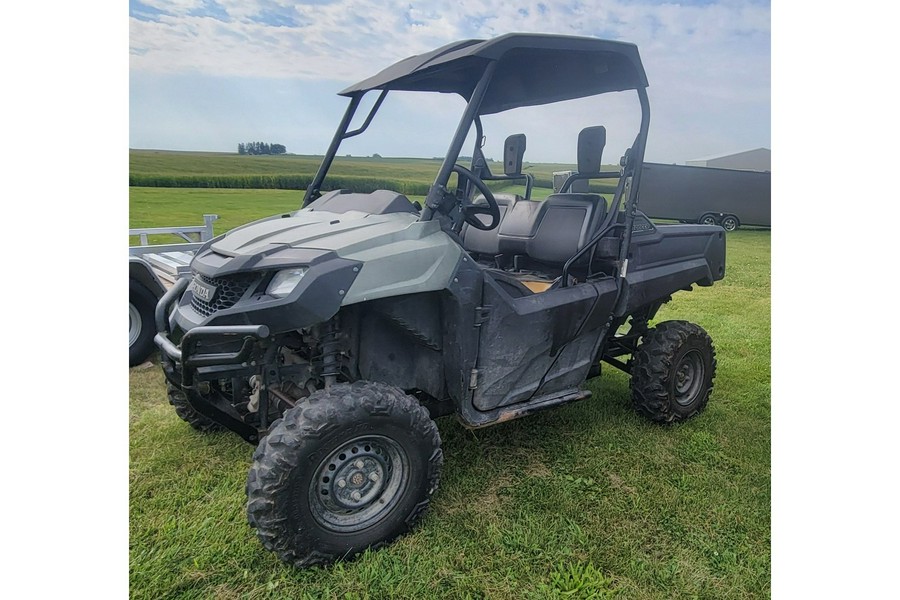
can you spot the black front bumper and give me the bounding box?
[154,277,271,443]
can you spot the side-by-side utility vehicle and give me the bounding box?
[154,33,726,568]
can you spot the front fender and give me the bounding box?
[129,257,166,297]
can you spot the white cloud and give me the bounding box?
[129,0,770,162]
[131,0,462,79]
[138,0,207,16]
[131,1,769,81]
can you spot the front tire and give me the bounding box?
[246,381,443,568]
[630,320,716,423]
[167,382,223,432]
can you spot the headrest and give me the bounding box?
[504,133,527,176]
[577,126,606,174]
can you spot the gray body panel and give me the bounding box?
[208,209,462,305]
[637,162,771,227]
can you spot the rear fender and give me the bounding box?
[619,225,725,315]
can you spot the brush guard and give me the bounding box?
[154,278,272,443]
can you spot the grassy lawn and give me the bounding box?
[129,185,770,598]
[129,150,617,199]
[129,149,604,184]
[131,150,450,179]
[129,188,307,237]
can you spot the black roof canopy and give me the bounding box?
[340,33,649,115]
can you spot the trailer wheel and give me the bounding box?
[246,381,443,568]
[129,280,157,366]
[630,320,716,423]
[721,215,739,231]
[699,213,718,226]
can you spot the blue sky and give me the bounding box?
[129,0,770,164]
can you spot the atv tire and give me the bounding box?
[167,382,224,432]
[129,280,157,367]
[630,320,716,423]
[246,381,443,568]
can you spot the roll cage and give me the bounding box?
[301,32,652,283]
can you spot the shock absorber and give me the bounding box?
[319,317,341,390]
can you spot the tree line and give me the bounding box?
[238,142,287,155]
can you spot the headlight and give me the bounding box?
[267,267,309,298]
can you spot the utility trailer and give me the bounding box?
[637,162,771,231]
[129,215,218,366]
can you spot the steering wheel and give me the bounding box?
[451,164,501,231]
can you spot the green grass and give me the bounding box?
[129,188,304,234]
[131,150,449,179]
[129,149,594,182]
[129,185,770,598]
[129,150,620,195]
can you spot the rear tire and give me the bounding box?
[630,320,716,423]
[129,281,157,366]
[246,381,443,568]
[167,382,223,432]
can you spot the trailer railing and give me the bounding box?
[129,214,219,256]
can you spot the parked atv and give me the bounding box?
[155,33,725,568]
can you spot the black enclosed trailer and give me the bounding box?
[637,162,771,230]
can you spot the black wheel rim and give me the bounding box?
[308,435,409,533]
[723,218,737,230]
[673,349,704,406]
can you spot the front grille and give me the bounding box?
[190,272,257,317]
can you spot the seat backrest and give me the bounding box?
[516,126,607,266]
[461,193,521,256]
[496,198,544,256]
[526,193,607,265]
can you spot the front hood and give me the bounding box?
[178,207,462,329]
[211,209,420,257]
[190,209,450,278]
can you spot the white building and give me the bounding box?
[685,148,770,172]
